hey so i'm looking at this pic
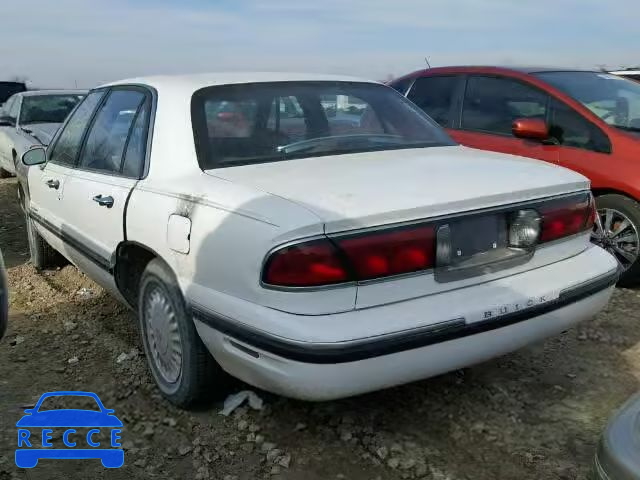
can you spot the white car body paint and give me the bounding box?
[27,72,617,400]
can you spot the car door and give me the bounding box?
[410,74,560,164]
[28,91,106,254]
[59,87,151,292]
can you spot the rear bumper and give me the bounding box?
[193,246,618,400]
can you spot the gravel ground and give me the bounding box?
[1,176,639,480]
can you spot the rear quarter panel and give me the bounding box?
[126,172,357,315]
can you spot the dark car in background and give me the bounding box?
[390,66,640,285]
[0,81,27,108]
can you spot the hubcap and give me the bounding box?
[144,286,183,384]
[592,208,640,271]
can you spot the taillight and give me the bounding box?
[539,194,593,243]
[335,226,435,280]
[263,240,349,287]
[262,225,436,287]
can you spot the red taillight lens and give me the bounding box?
[335,226,436,280]
[539,194,593,243]
[263,240,349,287]
[263,225,437,287]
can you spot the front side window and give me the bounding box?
[548,99,611,153]
[49,91,105,166]
[535,71,640,132]
[462,76,548,135]
[19,94,85,125]
[192,81,454,168]
[7,96,20,120]
[78,90,145,174]
[407,76,460,127]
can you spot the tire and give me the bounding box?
[25,210,59,271]
[593,194,640,287]
[138,258,227,407]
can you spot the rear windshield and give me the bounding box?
[191,81,454,168]
[20,94,85,125]
[0,82,26,104]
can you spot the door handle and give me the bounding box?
[45,179,59,189]
[92,195,114,208]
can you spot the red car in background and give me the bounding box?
[390,66,640,285]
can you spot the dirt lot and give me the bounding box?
[1,177,639,480]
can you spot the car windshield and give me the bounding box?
[0,82,26,105]
[191,81,455,168]
[37,394,101,412]
[535,71,640,131]
[19,94,85,125]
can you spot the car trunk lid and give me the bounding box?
[206,145,589,233]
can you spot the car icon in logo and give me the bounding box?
[15,391,124,468]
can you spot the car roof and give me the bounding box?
[610,70,640,75]
[18,89,87,97]
[403,65,600,78]
[103,72,378,93]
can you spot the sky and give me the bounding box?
[0,0,638,89]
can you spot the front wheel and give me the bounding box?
[592,194,640,287]
[138,259,228,408]
[25,211,61,271]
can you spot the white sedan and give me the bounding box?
[21,73,618,406]
[0,90,86,177]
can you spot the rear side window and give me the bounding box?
[407,76,459,127]
[78,90,146,174]
[122,100,151,177]
[462,76,548,135]
[49,91,105,166]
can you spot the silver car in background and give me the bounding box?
[0,90,86,177]
[594,393,640,479]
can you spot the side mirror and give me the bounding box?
[512,118,549,141]
[0,116,15,127]
[23,408,34,415]
[22,146,46,166]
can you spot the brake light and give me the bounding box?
[539,194,593,243]
[263,240,349,287]
[335,226,435,280]
[263,225,436,287]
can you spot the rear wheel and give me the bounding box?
[592,194,640,287]
[138,259,228,407]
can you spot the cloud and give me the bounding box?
[0,0,638,88]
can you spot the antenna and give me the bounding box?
[74,79,78,89]
[424,57,431,69]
